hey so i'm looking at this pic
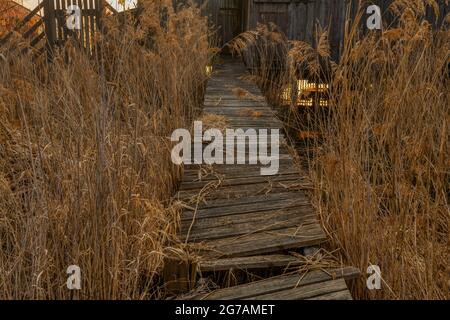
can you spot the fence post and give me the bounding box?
[96,0,105,32]
[43,0,57,59]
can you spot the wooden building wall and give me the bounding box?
[198,0,248,47]
[247,0,347,60]
[197,0,348,60]
[197,0,449,60]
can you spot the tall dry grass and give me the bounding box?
[0,0,211,299]
[316,1,449,300]
[230,0,449,299]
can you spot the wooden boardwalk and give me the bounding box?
[176,58,359,300]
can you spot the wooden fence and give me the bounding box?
[0,0,120,59]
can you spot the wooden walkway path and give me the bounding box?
[175,58,359,300]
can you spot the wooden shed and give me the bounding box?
[197,0,449,60]
[198,0,348,59]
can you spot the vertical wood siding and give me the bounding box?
[198,0,245,46]
[197,0,449,60]
[44,0,104,54]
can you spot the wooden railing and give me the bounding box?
[43,0,105,56]
[0,0,123,60]
[0,1,46,57]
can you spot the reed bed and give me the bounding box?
[0,0,211,299]
[230,0,449,299]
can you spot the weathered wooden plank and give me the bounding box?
[204,93,264,98]
[177,180,312,201]
[307,289,353,300]
[180,196,313,221]
[222,114,281,119]
[204,101,270,108]
[199,254,302,272]
[183,164,296,177]
[181,213,317,242]
[0,1,44,45]
[246,278,348,300]
[221,121,283,128]
[178,190,306,210]
[183,161,295,173]
[194,267,360,300]
[180,152,291,165]
[181,206,314,231]
[83,0,91,52]
[205,116,278,122]
[29,32,45,47]
[204,93,265,99]
[203,109,274,115]
[219,117,283,124]
[206,83,259,89]
[179,173,300,191]
[23,19,44,39]
[199,224,326,258]
[204,90,263,96]
[182,166,300,183]
[204,95,266,101]
[204,105,271,110]
[205,90,262,96]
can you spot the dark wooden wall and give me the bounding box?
[198,0,248,46]
[247,0,347,61]
[197,0,449,60]
[198,0,348,59]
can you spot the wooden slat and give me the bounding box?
[89,0,96,54]
[193,267,360,300]
[182,164,298,181]
[32,45,47,60]
[203,107,275,115]
[76,0,84,49]
[178,190,307,210]
[29,31,45,47]
[177,177,312,201]
[23,19,44,39]
[204,95,266,101]
[54,0,62,42]
[307,289,353,300]
[199,254,302,272]
[204,101,270,107]
[19,1,45,28]
[180,196,313,221]
[179,173,299,191]
[60,0,68,42]
[182,168,298,182]
[181,213,317,242]
[83,0,91,53]
[0,2,44,45]
[181,207,314,232]
[199,224,326,258]
[246,278,349,300]
[104,0,119,15]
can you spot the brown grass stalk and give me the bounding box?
[0,0,211,299]
[230,0,449,300]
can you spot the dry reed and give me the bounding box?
[229,0,449,300]
[0,0,211,299]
